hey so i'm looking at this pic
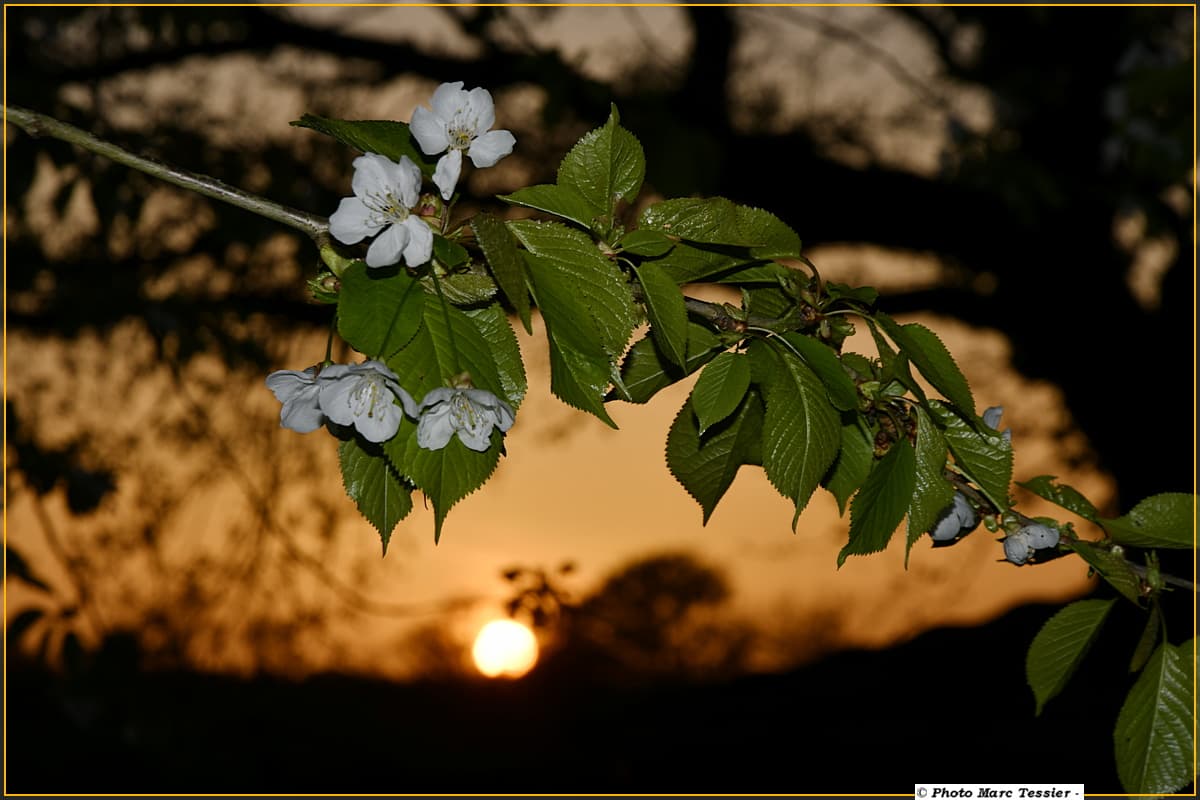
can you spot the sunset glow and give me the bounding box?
[472,619,539,679]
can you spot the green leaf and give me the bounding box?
[337,262,425,360]
[754,343,842,526]
[823,417,875,516]
[389,297,504,401]
[545,331,618,428]
[1114,641,1195,794]
[472,213,532,333]
[639,197,763,247]
[509,221,637,357]
[384,423,501,545]
[734,205,803,259]
[1130,603,1162,674]
[424,271,497,306]
[906,407,955,563]
[877,314,975,415]
[463,303,527,409]
[500,184,599,231]
[1017,475,1100,521]
[826,282,879,306]
[691,352,751,436]
[638,199,801,258]
[1025,597,1117,715]
[927,400,1012,511]
[779,333,859,412]
[338,438,414,554]
[666,390,765,524]
[291,114,437,176]
[712,261,793,285]
[376,299,513,543]
[1099,493,1196,549]
[645,242,757,285]
[632,261,689,369]
[839,352,876,381]
[1068,539,1146,606]
[613,324,723,404]
[868,320,927,404]
[619,229,674,257]
[557,105,645,219]
[838,439,916,566]
[432,235,470,268]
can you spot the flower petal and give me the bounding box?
[429,81,467,121]
[354,398,403,443]
[351,153,400,200]
[266,369,316,403]
[395,156,423,209]
[464,389,515,430]
[318,377,359,427]
[418,387,455,412]
[467,130,515,168]
[433,150,463,201]
[465,87,496,134]
[366,223,409,268]
[280,394,325,433]
[455,423,493,452]
[416,405,456,450]
[387,382,420,419]
[401,217,433,267]
[328,197,382,245]
[410,106,449,155]
[493,399,516,432]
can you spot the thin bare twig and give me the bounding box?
[4,104,329,241]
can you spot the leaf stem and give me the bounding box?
[5,104,330,242]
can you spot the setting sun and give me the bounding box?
[472,619,539,679]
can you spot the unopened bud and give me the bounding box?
[416,192,445,227]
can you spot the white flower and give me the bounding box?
[328,153,434,269]
[416,386,515,452]
[410,81,516,201]
[319,361,418,443]
[929,492,979,542]
[266,367,324,434]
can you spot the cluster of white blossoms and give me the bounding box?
[266,363,514,452]
[282,82,518,451]
[327,81,514,269]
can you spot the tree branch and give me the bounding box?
[4,104,329,241]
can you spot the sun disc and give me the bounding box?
[472,619,538,678]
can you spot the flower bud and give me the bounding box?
[928,492,979,542]
[1022,523,1060,550]
[1003,531,1034,565]
[416,192,445,228]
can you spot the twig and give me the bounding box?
[1129,562,1196,593]
[630,282,793,333]
[4,104,329,241]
